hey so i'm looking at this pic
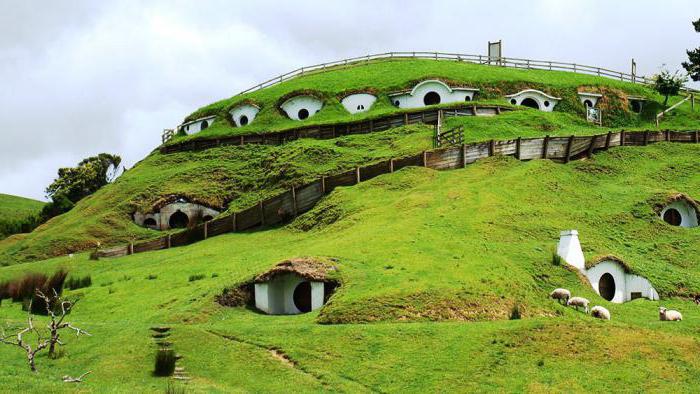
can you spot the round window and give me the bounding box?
[663,208,682,226]
[598,273,616,301]
[239,115,248,126]
[201,120,209,130]
[544,101,550,107]
[298,108,309,120]
[394,100,400,107]
[465,96,471,102]
[423,91,441,106]
[510,99,517,105]
[584,99,593,108]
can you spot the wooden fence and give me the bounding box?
[95,130,700,259]
[160,105,508,154]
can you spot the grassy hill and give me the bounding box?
[0,143,698,391]
[1,59,698,266]
[0,193,44,241]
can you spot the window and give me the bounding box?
[239,115,248,126]
[510,99,517,105]
[544,100,550,108]
[663,208,682,226]
[584,99,593,108]
[630,292,642,300]
[393,100,400,107]
[423,91,441,106]
[298,108,309,120]
[201,120,209,130]
[631,101,642,113]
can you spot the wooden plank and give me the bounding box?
[565,135,574,163]
[515,137,521,160]
[542,135,549,159]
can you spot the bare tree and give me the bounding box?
[35,289,90,358]
[0,290,90,373]
[0,309,50,372]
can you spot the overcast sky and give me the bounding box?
[1,0,698,201]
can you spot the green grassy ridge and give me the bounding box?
[0,193,44,240]
[174,58,667,143]
[0,143,699,391]
[0,125,433,265]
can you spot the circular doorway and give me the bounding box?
[298,108,309,120]
[520,98,539,110]
[293,281,312,313]
[598,273,616,301]
[423,91,441,106]
[168,210,189,229]
[663,208,682,226]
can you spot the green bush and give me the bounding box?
[188,274,205,282]
[66,275,92,290]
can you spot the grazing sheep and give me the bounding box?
[591,305,611,320]
[659,307,683,321]
[566,297,590,314]
[550,288,571,304]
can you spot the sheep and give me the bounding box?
[566,296,590,314]
[659,307,683,321]
[590,305,610,320]
[550,288,571,304]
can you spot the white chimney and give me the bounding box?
[557,230,585,271]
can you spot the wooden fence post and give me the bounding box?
[643,131,649,146]
[515,137,521,160]
[586,135,597,158]
[232,213,237,232]
[128,243,134,255]
[204,222,208,240]
[565,135,575,163]
[404,113,408,125]
[291,186,298,216]
[695,130,699,143]
[422,151,428,167]
[604,132,612,149]
[321,176,327,194]
[462,144,467,167]
[620,130,625,146]
[356,167,361,184]
[167,234,172,249]
[489,139,495,156]
[390,159,395,173]
[542,135,549,159]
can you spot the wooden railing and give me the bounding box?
[435,126,464,148]
[95,130,700,259]
[160,105,509,154]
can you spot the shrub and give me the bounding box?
[31,270,68,315]
[66,275,92,290]
[188,274,205,282]
[153,348,177,377]
[11,273,48,302]
[147,274,158,280]
[509,304,522,320]
[552,253,563,266]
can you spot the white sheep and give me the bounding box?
[659,307,683,321]
[550,288,571,304]
[590,305,610,320]
[566,296,590,314]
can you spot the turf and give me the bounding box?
[0,193,44,240]
[0,143,698,392]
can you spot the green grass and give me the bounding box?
[0,193,44,240]
[170,58,696,143]
[0,143,698,392]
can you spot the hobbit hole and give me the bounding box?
[389,80,477,109]
[521,97,540,109]
[505,89,560,112]
[659,197,698,228]
[133,200,220,230]
[341,93,376,114]
[143,218,157,228]
[229,104,259,127]
[293,281,312,313]
[663,208,682,226]
[423,91,441,105]
[169,211,189,229]
[280,95,323,120]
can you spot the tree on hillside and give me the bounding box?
[682,18,700,81]
[654,70,687,106]
[42,153,122,219]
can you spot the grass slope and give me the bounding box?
[0,143,698,392]
[0,193,44,240]
[175,58,696,142]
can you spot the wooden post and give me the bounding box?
[128,243,134,255]
[495,106,501,115]
[232,213,237,232]
[695,130,699,143]
[665,130,670,142]
[356,167,361,184]
[643,131,649,146]
[259,201,265,226]
[390,159,395,173]
[462,144,467,167]
[620,130,626,146]
[515,137,521,160]
[542,135,549,159]
[604,131,612,149]
[586,135,597,158]
[369,119,374,132]
[240,136,244,145]
[565,135,575,163]
[472,105,478,116]
[291,186,298,216]
[167,234,172,249]
[489,139,495,156]
[404,113,409,125]
[422,151,428,167]
[204,222,208,240]
[321,176,326,194]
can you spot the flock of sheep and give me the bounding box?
[549,288,683,321]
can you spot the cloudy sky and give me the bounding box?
[1,0,698,201]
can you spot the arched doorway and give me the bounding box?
[143,218,157,228]
[584,99,593,108]
[663,208,682,226]
[239,115,248,126]
[520,98,540,110]
[599,273,616,301]
[423,91,441,106]
[169,210,189,229]
[293,281,312,313]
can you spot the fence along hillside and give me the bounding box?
[161,105,510,154]
[95,129,700,259]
